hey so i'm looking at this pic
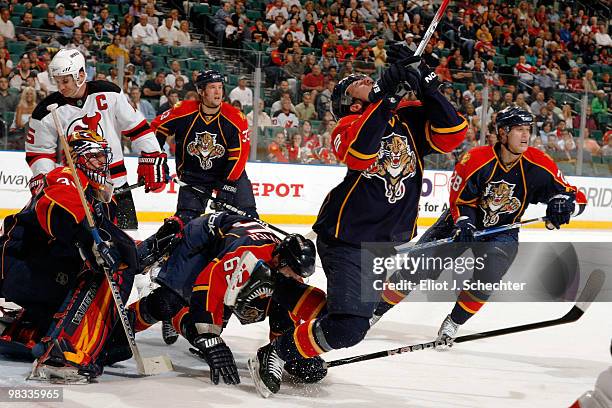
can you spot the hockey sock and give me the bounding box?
[450,289,488,325]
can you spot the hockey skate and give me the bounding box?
[284,355,327,384]
[435,314,459,350]
[248,343,284,398]
[28,339,102,384]
[162,320,179,345]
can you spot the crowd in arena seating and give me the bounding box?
[0,0,609,173]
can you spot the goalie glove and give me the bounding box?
[137,151,169,193]
[546,194,575,230]
[192,334,240,385]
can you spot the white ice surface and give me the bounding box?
[1,224,610,408]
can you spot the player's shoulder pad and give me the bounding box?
[220,102,248,129]
[456,145,496,172]
[31,92,67,121]
[42,167,89,222]
[87,80,122,94]
[171,99,199,115]
[523,146,558,170]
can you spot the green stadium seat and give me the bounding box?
[107,4,121,17]
[2,112,15,126]
[190,48,206,58]
[151,56,166,70]
[452,82,467,93]
[32,18,43,28]
[211,6,221,15]
[501,47,510,56]
[171,46,190,59]
[10,16,20,26]
[597,113,609,126]
[440,48,450,57]
[506,57,519,66]
[12,4,26,15]
[187,60,205,71]
[591,129,603,141]
[32,7,49,19]
[593,163,611,177]
[191,4,210,16]
[210,62,225,72]
[46,0,57,8]
[493,55,506,66]
[7,41,27,56]
[96,62,113,75]
[151,44,170,57]
[556,161,575,176]
[246,10,262,20]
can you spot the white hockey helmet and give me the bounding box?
[48,49,86,87]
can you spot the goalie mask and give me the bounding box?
[274,234,316,278]
[67,130,114,203]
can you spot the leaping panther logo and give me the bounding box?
[480,180,522,227]
[187,131,225,170]
[363,133,417,204]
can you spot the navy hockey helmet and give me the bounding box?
[495,106,533,133]
[274,234,316,278]
[331,74,367,120]
[195,69,224,91]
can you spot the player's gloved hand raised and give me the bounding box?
[369,56,421,106]
[137,151,169,193]
[416,62,440,97]
[386,43,415,65]
[192,334,240,385]
[211,182,237,211]
[545,194,575,230]
[452,217,476,242]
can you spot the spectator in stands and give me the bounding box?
[214,2,233,45]
[268,131,289,162]
[173,76,187,99]
[530,91,546,116]
[158,16,179,46]
[266,0,289,22]
[561,104,575,129]
[165,60,188,88]
[128,86,155,122]
[601,137,612,158]
[132,13,158,45]
[301,64,325,100]
[41,11,62,35]
[294,91,317,121]
[54,3,75,35]
[591,90,608,115]
[582,128,601,156]
[583,69,598,94]
[37,68,57,96]
[573,106,599,131]
[9,54,36,91]
[144,3,159,28]
[16,12,40,46]
[0,7,15,40]
[106,35,130,63]
[73,5,92,30]
[272,98,299,128]
[567,67,584,92]
[247,99,272,130]
[539,122,556,144]
[435,56,452,83]
[12,86,36,136]
[143,71,166,100]
[0,77,18,113]
[177,21,191,46]
[449,54,472,83]
[157,88,179,114]
[229,76,253,108]
[0,37,12,77]
[287,133,303,163]
[534,66,555,99]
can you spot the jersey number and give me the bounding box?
[450,172,463,192]
[96,95,108,111]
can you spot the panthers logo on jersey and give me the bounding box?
[187,131,226,170]
[480,180,522,227]
[363,133,417,204]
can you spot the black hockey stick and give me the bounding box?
[324,269,605,368]
[173,178,292,236]
[114,181,145,196]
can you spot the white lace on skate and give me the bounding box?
[436,315,459,350]
[162,321,179,345]
[248,345,284,398]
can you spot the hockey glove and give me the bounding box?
[28,174,46,196]
[137,151,169,193]
[452,216,476,242]
[192,334,240,385]
[211,182,237,211]
[386,43,415,65]
[92,240,121,274]
[545,194,575,230]
[368,57,421,107]
[417,62,441,97]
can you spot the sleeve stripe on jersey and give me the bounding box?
[156,126,170,137]
[335,174,362,238]
[109,161,127,178]
[122,120,152,140]
[25,152,56,166]
[522,155,574,191]
[430,118,469,134]
[227,147,241,152]
[193,285,210,292]
[347,147,378,160]
[44,193,81,225]
[46,201,55,237]
[221,112,243,134]
[343,100,383,162]
[425,119,468,154]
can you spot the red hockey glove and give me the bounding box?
[137,151,169,193]
[28,174,47,196]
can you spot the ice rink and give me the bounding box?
[1,223,610,408]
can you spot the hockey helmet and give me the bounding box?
[48,49,86,87]
[273,234,316,278]
[331,74,367,120]
[495,106,533,133]
[67,130,114,203]
[195,69,224,91]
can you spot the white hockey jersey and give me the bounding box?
[26,80,161,187]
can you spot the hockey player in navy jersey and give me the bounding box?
[129,212,327,385]
[26,49,168,230]
[1,130,139,382]
[371,106,587,343]
[247,55,468,397]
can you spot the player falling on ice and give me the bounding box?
[148,69,258,345]
[247,53,467,397]
[129,212,329,385]
[26,49,168,230]
[371,106,587,344]
[0,130,140,382]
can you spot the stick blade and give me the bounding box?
[47,103,59,112]
[575,269,605,313]
[141,355,174,375]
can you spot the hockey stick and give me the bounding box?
[173,178,293,236]
[324,269,605,368]
[114,181,145,196]
[46,104,172,376]
[414,0,451,57]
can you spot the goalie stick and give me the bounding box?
[36,103,173,377]
[324,269,605,368]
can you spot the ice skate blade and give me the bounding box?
[27,362,90,385]
[248,357,273,398]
